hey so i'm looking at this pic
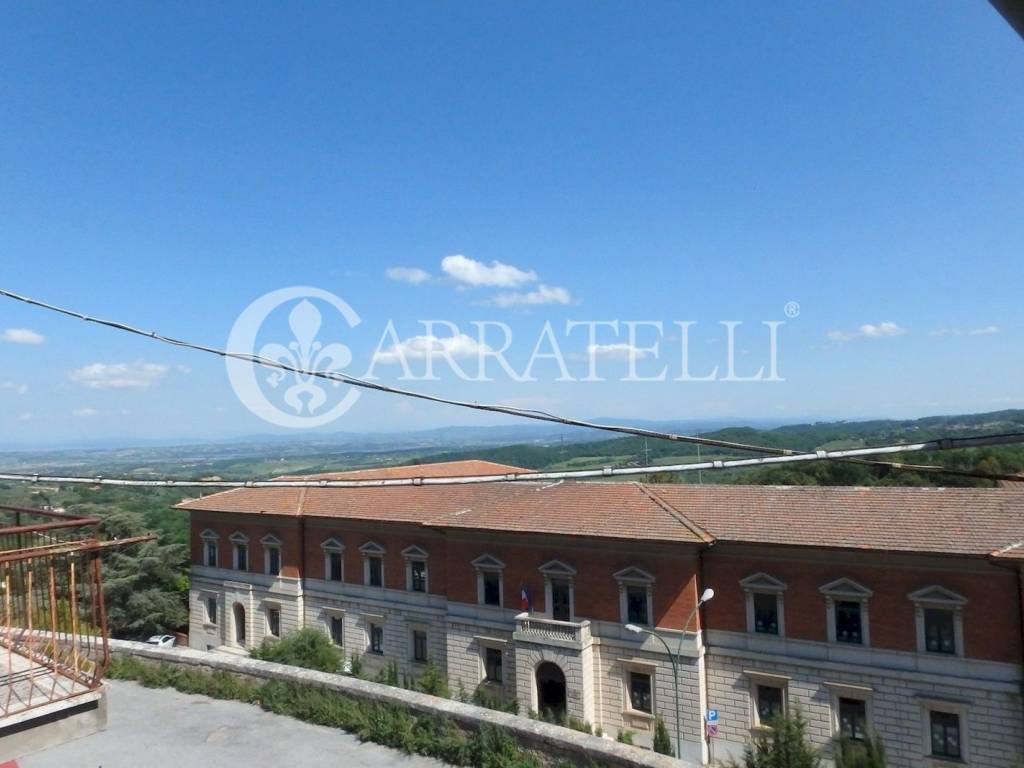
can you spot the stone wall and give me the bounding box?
[107,640,688,768]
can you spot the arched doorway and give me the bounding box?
[233,603,246,646]
[535,662,567,720]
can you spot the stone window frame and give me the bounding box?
[261,534,283,576]
[740,572,787,637]
[200,529,219,568]
[263,600,282,639]
[743,669,790,731]
[201,592,218,627]
[229,531,249,571]
[539,559,577,622]
[819,577,873,646]
[321,538,344,582]
[916,695,970,762]
[402,545,429,593]
[322,607,345,648]
[824,681,874,741]
[907,585,967,658]
[360,541,386,588]
[613,566,656,627]
[365,613,386,655]
[475,636,507,685]
[409,623,430,665]
[472,554,506,608]
[617,658,658,723]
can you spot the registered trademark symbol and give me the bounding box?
[784,301,800,319]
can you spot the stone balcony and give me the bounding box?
[513,615,592,650]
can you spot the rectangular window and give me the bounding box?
[753,593,779,635]
[267,547,281,576]
[626,585,649,625]
[410,560,427,593]
[551,578,571,621]
[756,685,784,724]
[369,623,384,654]
[628,672,652,714]
[838,698,867,741]
[368,557,383,588]
[267,607,280,638]
[205,542,218,568]
[835,601,863,644]
[327,552,343,581]
[924,609,956,654]
[484,647,503,683]
[329,616,344,646]
[483,571,501,606]
[929,711,961,759]
[412,630,428,662]
[234,544,248,571]
[206,597,217,624]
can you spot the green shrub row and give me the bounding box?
[108,656,541,768]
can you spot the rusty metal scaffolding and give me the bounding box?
[0,505,152,719]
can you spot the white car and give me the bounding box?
[146,634,176,648]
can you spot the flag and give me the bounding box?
[520,585,531,612]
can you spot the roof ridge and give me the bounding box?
[637,483,715,544]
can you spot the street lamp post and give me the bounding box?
[625,587,714,763]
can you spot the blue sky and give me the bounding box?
[1,2,1021,445]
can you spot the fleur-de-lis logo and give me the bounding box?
[258,300,352,415]
[226,287,362,429]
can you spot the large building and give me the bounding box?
[179,460,1024,766]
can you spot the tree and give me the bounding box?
[653,716,674,756]
[834,735,887,768]
[93,508,189,638]
[724,709,821,768]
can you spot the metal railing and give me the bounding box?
[0,505,152,719]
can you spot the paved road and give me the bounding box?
[22,680,446,768]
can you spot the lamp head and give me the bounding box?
[624,623,642,634]
[514,612,530,621]
[699,587,715,604]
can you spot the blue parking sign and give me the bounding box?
[707,709,719,723]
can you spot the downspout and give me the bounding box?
[697,543,713,766]
[297,487,308,630]
[989,554,1024,740]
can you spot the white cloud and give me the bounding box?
[72,407,100,417]
[17,412,33,422]
[0,381,28,395]
[441,254,537,287]
[69,361,170,390]
[2,328,45,345]
[373,333,496,363]
[385,266,432,284]
[490,284,573,308]
[582,343,651,361]
[176,364,192,374]
[931,325,1000,337]
[827,321,908,342]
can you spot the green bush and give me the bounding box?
[416,661,451,698]
[250,628,343,673]
[472,688,519,714]
[653,716,674,756]
[834,735,887,768]
[616,729,635,745]
[724,708,821,768]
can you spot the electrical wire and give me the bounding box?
[1,432,1022,488]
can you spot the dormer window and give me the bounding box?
[472,554,505,608]
[360,542,386,588]
[262,534,283,577]
[321,538,344,582]
[740,573,787,637]
[539,560,576,622]
[820,578,873,646]
[229,532,249,571]
[908,586,967,657]
[613,567,656,627]
[402,545,429,593]
[200,530,219,568]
